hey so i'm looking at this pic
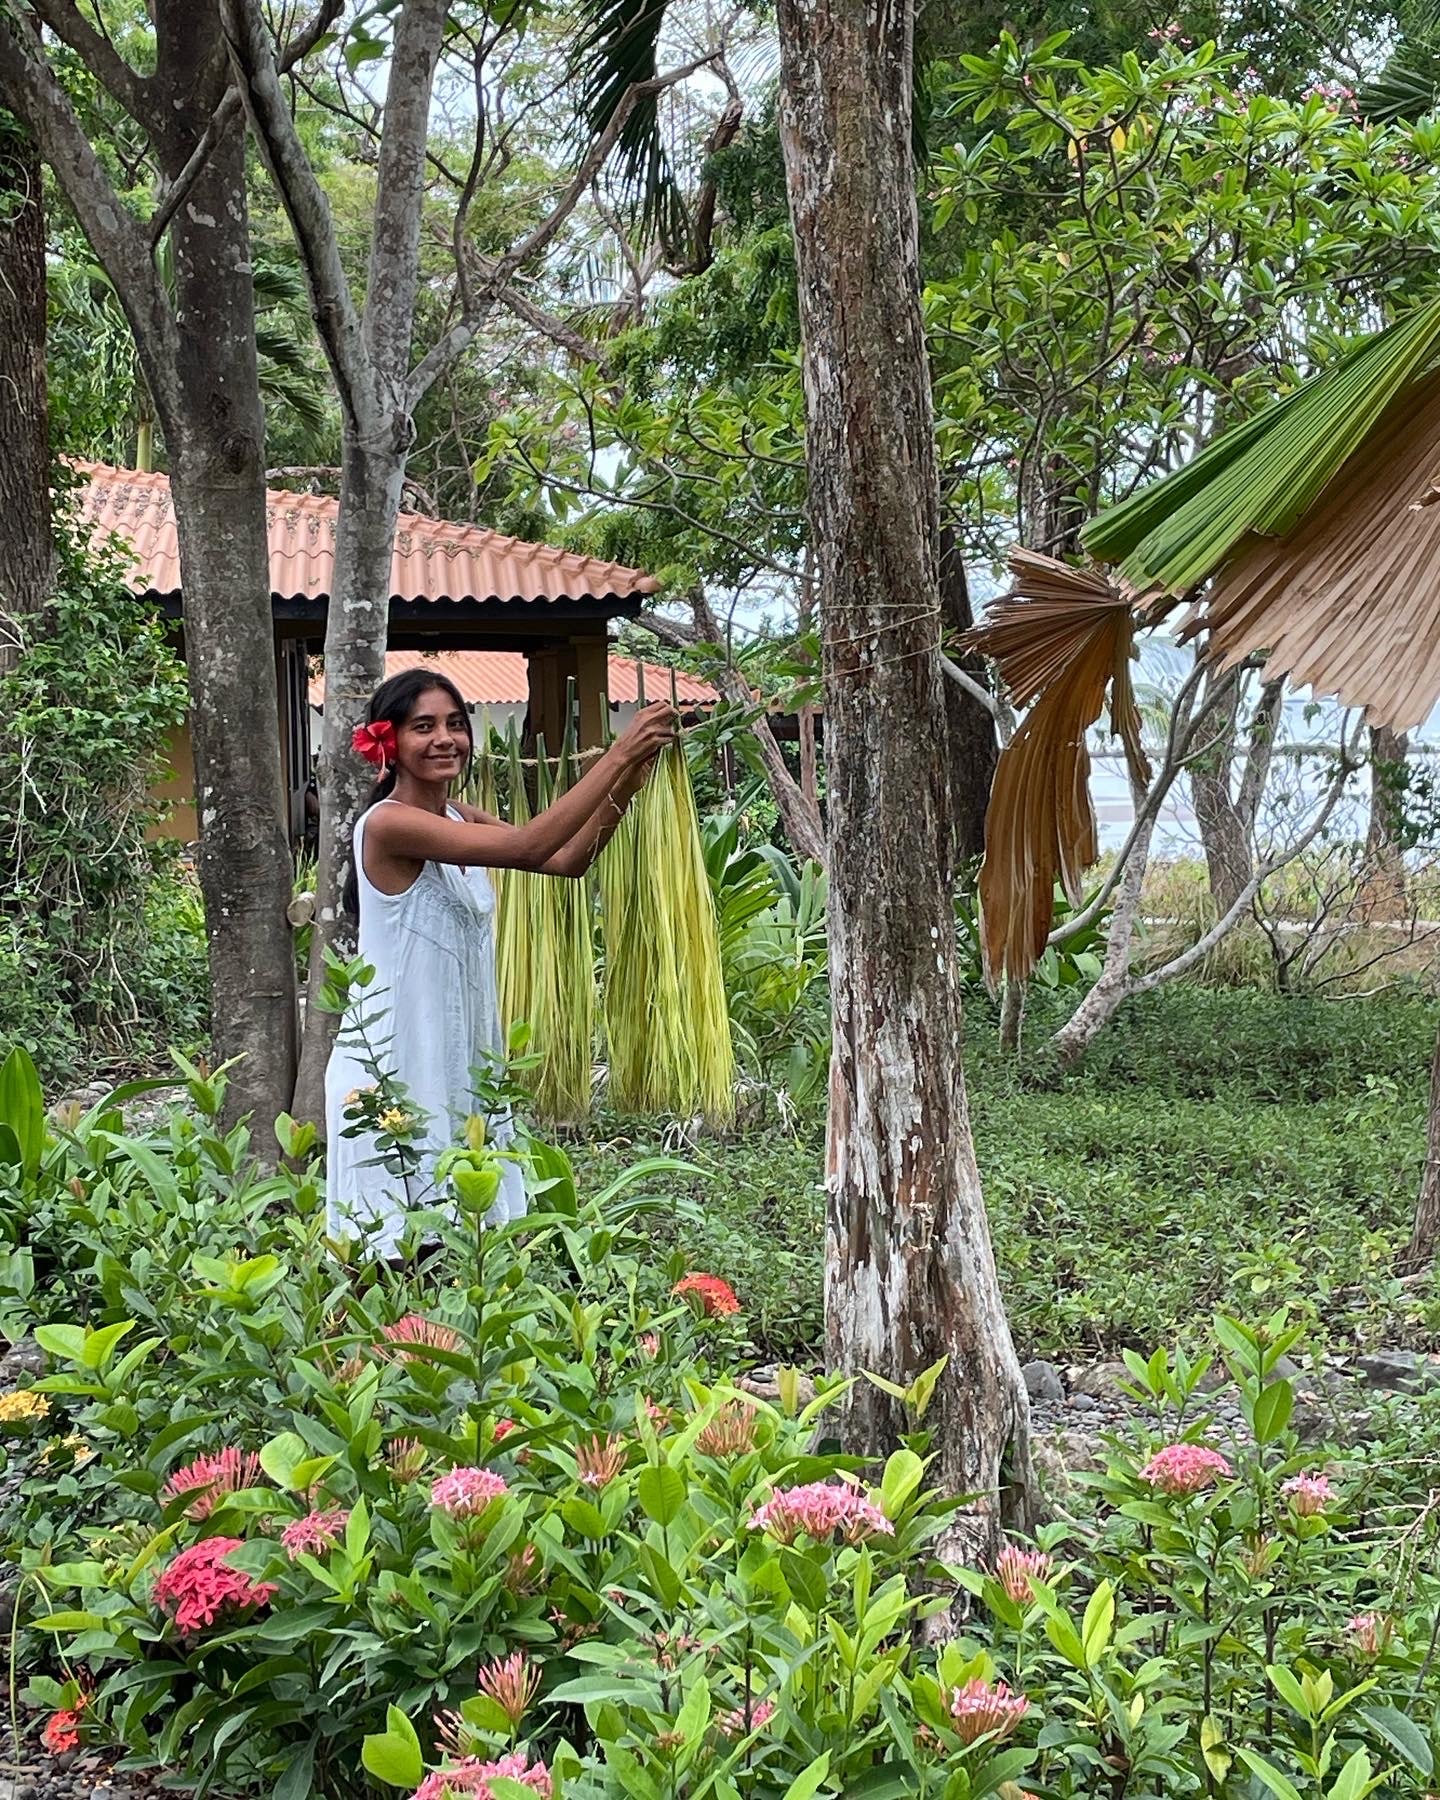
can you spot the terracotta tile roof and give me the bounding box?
[308,649,718,709]
[68,460,659,607]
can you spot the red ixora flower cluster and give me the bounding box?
[1139,1443,1233,1497]
[672,1273,741,1317]
[161,1447,264,1521]
[41,1693,88,1755]
[353,719,398,770]
[410,1753,551,1800]
[151,1537,277,1636]
[748,1481,894,1545]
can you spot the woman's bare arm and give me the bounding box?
[367,705,675,873]
[453,753,648,877]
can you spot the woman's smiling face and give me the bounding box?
[396,684,472,782]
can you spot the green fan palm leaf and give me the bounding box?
[1082,294,1440,597]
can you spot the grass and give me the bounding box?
[570,985,1438,1363]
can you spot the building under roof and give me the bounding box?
[308,649,718,712]
[72,462,662,842]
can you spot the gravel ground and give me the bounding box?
[0,1742,158,1800]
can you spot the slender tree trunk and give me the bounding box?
[938,524,997,867]
[0,119,50,671]
[1362,724,1410,921]
[1050,810,1156,1067]
[1190,674,1250,918]
[292,441,405,1124]
[158,83,297,1131]
[1407,1023,1440,1266]
[776,0,1034,1552]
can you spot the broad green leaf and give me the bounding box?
[259,1432,310,1490]
[1360,1703,1433,1776]
[1327,1748,1374,1800]
[1237,1749,1305,1800]
[0,1047,43,1175]
[880,1448,925,1517]
[781,1752,832,1800]
[1253,1379,1294,1444]
[1082,1579,1115,1663]
[637,1463,686,1526]
[1268,1664,1312,1721]
[34,1324,86,1364]
[361,1708,423,1789]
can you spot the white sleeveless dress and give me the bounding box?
[323,800,527,1255]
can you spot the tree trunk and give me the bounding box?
[292,440,406,1126]
[1190,673,1251,918]
[776,0,1035,1551]
[938,523,997,866]
[0,119,51,670]
[1050,809,1156,1067]
[1361,724,1410,921]
[157,50,297,1132]
[1407,1022,1440,1267]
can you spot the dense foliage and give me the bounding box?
[4,1056,1440,1797]
[0,502,201,1081]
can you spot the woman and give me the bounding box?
[324,667,677,1258]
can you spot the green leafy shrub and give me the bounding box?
[6,1056,1440,1797]
[0,498,194,1081]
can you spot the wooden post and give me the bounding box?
[572,633,609,746]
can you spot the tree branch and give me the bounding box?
[27,0,153,126]
[218,0,368,428]
[0,9,177,414]
[148,0,344,252]
[405,51,718,408]
[939,652,1000,721]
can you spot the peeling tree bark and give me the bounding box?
[776,0,1035,1554]
[0,118,50,671]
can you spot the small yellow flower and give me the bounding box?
[40,1434,94,1467]
[0,1390,49,1426]
[377,1106,415,1137]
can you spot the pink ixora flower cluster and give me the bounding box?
[1344,1612,1393,1659]
[431,1468,509,1517]
[161,1447,263,1521]
[151,1537,277,1636]
[475,1652,541,1728]
[281,1508,350,1561]
[717,1697,776,1738]
[948,1678,1030,1746]
[380,1315,463,1361]
[1139,1443,1233,1497]
[995,1544,1053,1604]
[411,1752,551,1800]
[1281,1472,1334,1517]
[748,1481,894,1545]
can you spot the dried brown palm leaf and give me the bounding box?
[1194,367,1440,730]
[962,549,1147,987]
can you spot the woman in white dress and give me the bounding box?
[324,667,676,1260]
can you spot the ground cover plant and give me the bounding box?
[5,1052,1440,1796]
[571,988,1437,1363]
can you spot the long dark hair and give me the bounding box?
[341,668,474,919]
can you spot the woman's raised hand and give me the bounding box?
[617,700,680,765]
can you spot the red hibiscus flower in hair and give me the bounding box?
[352,719,397,769]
